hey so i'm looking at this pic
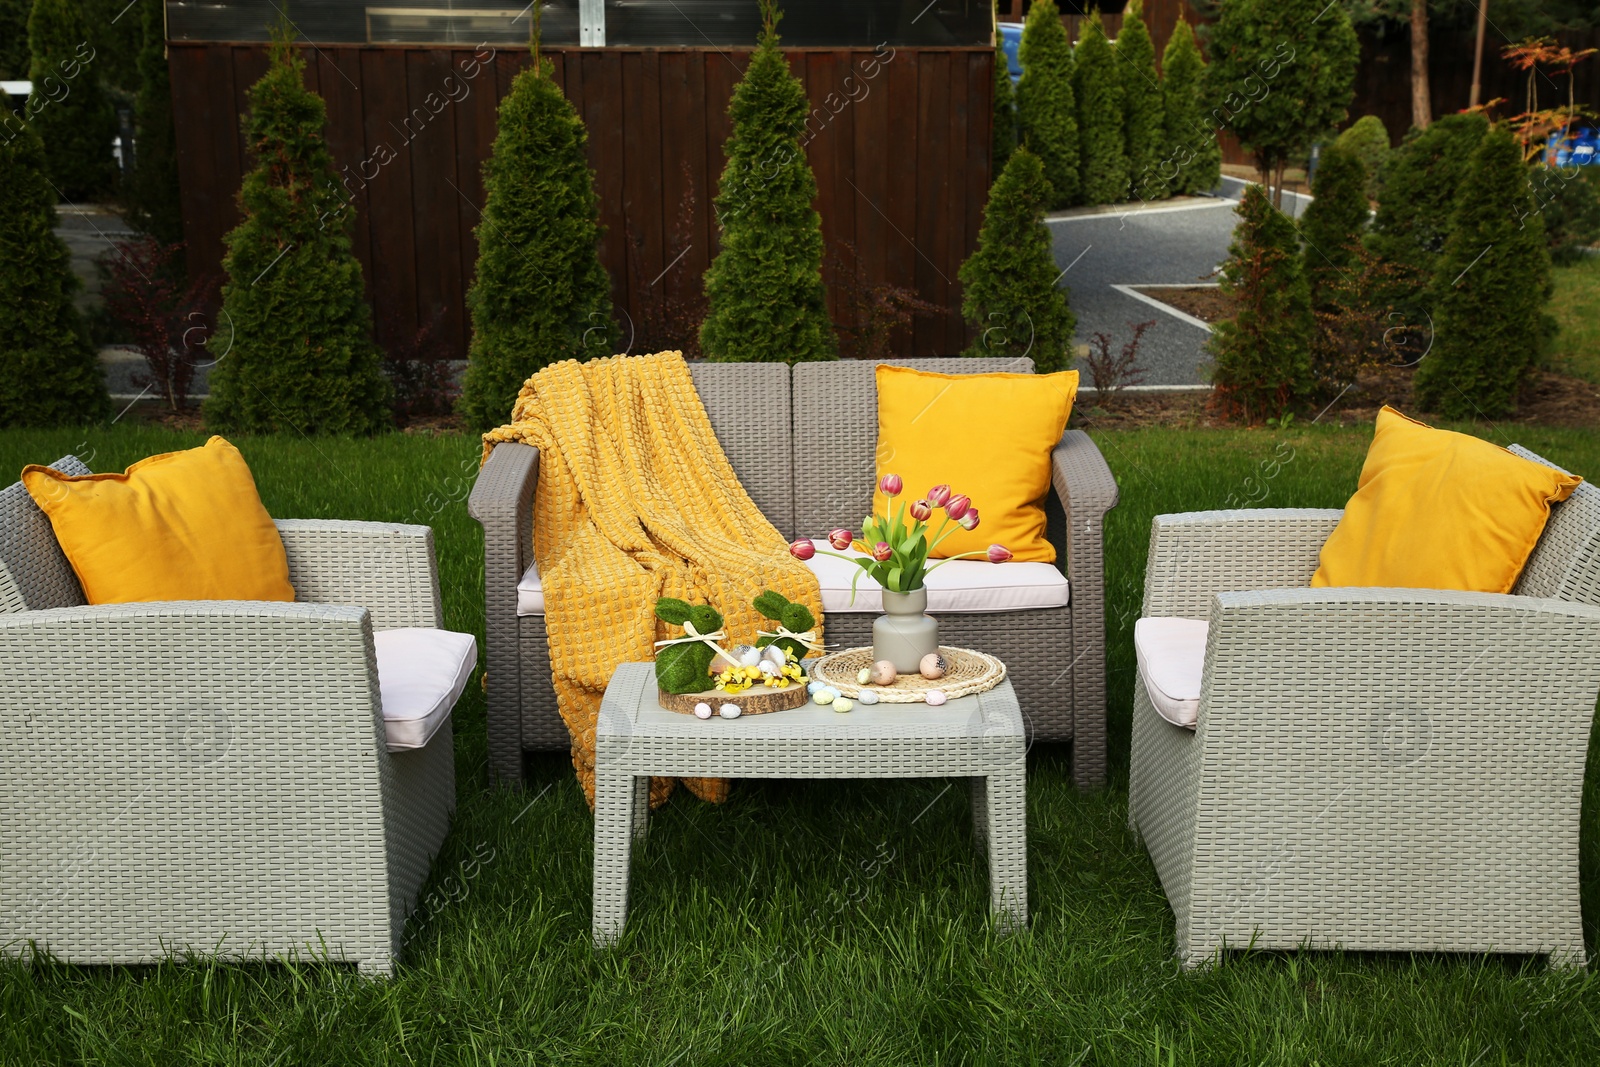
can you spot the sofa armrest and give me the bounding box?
[1142,509,1343,619]
[276,519,442,630]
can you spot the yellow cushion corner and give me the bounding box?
[22,436,296,605]
[1311,406,1581,593]
[872,364,1079,564]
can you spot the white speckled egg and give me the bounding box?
[918,653,947,680]
[833,698,853,713]
[868,660,898,686]
[693,702,713,720]
[762,644,787,668]
[856,689,879,705]
[925,689,947,706]
[734,644,762,668]
[718,702,742,719]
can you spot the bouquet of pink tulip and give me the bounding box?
[789,474,1013,597]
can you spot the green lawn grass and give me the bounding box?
[1551,256,1600,384]
[3,421,1600,1064]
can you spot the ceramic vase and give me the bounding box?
[873,587,939,673]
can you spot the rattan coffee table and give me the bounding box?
[592,662,1027,947]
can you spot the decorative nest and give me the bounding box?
[809,646,1006,703]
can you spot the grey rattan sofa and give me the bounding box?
[469,358,1119,788]
[0,457,458,976]
[1128,446,1600,968]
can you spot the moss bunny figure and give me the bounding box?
[752,589,820,662]
[653,597,727,694]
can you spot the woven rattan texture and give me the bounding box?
[1511,446,1600,606]
[276,520,443,630]
[687,362,793,536]
[0,456,90,612]
[811,646,1006,702]
[473,363,1119,788]
[0,600,456,974]
[591,663,1027,944]
[1130,502,1600,968]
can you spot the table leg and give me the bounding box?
[984,770,1027,934]
[593,770,637,947]
[632,775,651,842]
[968,776,989,858]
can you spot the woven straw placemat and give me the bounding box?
[810,646,1006,703]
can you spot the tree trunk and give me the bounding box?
[1410,0,1432,129]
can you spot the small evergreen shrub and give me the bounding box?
[125,0,183,246]
[1115,0,1164,202]
[1365,113,1488,310]
[1299,142,1369,309]
[992,42,1015,179]
[1334,115,1391,201]
[1530,165,1600,266]
[959,148,1077,371]
[459,16,615,430]
[0,114,111,427]
[1015,0,1079,208]
[1413,127,1553,420]
[204,31,391,436]
[1073,12,1127,207]
[700,0,835,364]
[0,0,28,79]
[28,0,119,200]
[1207,184,1312,423]
[1160,19,1220,196]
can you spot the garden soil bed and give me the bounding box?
[1131,285,1230,324]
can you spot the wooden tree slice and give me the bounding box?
[658,682,810,716]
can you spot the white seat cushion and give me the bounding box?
[517,560,545,616]
[799,541,1069,614]
[1134,617,1208,729]
[374,627,477,750]
[514,545,1069,617]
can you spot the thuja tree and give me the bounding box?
[0,0,27,79]
[460,14,614,429]
[1015,0,1078,208]
[1412,127,1552,420]
[1116,0,1164,202]
[700,0,835,364]
[1203,0,1359,207]
[1364,112,1487,309]
[29,0,119,200]
[1207,184,1312,423]
[1073,12,1126,206]
[992,42,1015,178]
[1334,115,1391,200]
[1299,142,1369,309]
[0,115,111,426]
[1161,19,1220,196]
[125,0,183,246]
[959,148,1076,372]
[205,31,391,435]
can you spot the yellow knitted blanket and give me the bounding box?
[482,351,823,808]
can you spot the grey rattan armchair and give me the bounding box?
[470,359,1120,789]
[0,458,458,976]
[1128,447,1600,968]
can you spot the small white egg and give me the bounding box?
[693,702,713,719]
[925,689,947,706]
[719,702,742,719]
[856,690,879,705]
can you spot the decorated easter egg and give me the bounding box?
[734,644,762,668]
[693,702,713,719]
[919,653,947,680]
[719,702,742,719]
[833,698,853,713]
[857,667,873,685]
[813,690,835,706]
[925,689,947,706]
[867,660,898,686]
[856,689,879,705]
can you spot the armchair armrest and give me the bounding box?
[276,519,442,630]
[1142,509,1343,618]
[467,442,539,611]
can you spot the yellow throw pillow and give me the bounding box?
[1312,406,1581,593]
[22,436,296,604]
[873,364,1078,564]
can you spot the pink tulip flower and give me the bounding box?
[827,528,854,551]
[789,539,816,560]
[908,499,932,522]
[879,473,903,497]
[959,508,980,531]
[944,494,971,521]
[926,484,952,508]
[987,544,1012,563]
[872,541,893,562]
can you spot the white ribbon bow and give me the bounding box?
[653,619,734,665]
[756,626,828,656]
